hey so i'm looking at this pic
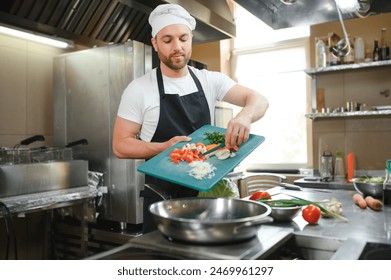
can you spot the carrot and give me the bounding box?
[353,193,367,209]
[364,196,383,211]
[169,145,205,164]
[205,143,220,150]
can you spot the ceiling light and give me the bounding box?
[0,25,72,49]
[335,0,360,13]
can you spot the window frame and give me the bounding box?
[231,37,313,171]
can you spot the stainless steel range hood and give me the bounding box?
[0,0,235,47]
[233,0,391,30]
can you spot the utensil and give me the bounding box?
[200,142,225,157]
[331,3,351,58]
[149,197,272,244]
[281,182,332,193]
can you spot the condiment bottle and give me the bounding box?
[347,152,355,183]
[383,159,391,206]
[354,37,365,63]
[334,151,345,183]
[315,38,327,68]
[373,40,380,61]
[380,28,390,61]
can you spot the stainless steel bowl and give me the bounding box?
[149,197,272,244]
[352,178,383,199]
[270,206,302,222]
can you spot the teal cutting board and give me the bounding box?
[137,125,265,192]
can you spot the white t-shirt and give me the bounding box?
[117,66,236,141]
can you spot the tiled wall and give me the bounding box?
[310,14,391,171]
[0,34,74,149]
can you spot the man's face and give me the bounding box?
[152,24,192,70]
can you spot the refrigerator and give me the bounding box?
[53,41,152,226]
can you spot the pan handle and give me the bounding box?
[142,184,171,201]
[234,216,273,233]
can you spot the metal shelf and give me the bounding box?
[305,60,391,76]
[306,60,391,117]
[305,110,391,120]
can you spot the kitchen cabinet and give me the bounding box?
[305,60,391,120]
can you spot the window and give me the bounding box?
[232,4,311,170]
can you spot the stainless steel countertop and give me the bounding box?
[87,186,391,260]
[270,187,390,244]
[0,186,99,215]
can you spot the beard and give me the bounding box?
[158,50,191,71]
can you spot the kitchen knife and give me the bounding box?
[280,182,332,193]
[201,143,225,157]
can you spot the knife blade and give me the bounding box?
[201,143,225,157]
[280,182,332,193]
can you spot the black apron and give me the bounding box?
[141,67,211,233]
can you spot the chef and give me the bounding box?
[112,3,269,233]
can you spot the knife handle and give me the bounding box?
[280,182,302,191]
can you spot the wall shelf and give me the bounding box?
[305,60,391,76]
[305,60,391,119]
[305,110,391,120]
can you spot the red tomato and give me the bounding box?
[302,205,321,224]
[249,191,271,200]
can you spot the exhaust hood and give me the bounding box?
[233,0,391,30]
[0,0,235,48]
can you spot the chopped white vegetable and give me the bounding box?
[188,161,216,180]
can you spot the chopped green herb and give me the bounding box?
[204,131,225,144]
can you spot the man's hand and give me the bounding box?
[225,116,251,147]
[167,136,192,148]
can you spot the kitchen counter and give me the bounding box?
[273,187,389,244]
[1,186,99,258]
[87,186,391,260]
[266,186,391,259]
[0,186,98,215]
[293,177,355,190]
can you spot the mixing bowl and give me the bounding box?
[270,205,302,222]
[352,178,384,199]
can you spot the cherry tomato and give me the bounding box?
[249,191,271,200]
[302,205,321,224]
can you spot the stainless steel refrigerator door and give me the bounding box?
[54,41,152,224]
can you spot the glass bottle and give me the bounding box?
[315,38,326,68]
[383,160,391,206]
[320,150,333,181]
[373,40,380,61]
[334,151,345,183]
[380,28,390,61]
[354,37,365,63]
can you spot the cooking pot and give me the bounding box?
[149,197,272,244]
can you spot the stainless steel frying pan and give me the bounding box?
[149,197,272,244]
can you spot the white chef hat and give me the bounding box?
[149,4,196,37]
